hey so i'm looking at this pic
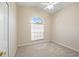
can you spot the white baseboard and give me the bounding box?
[51,40,79,53]
[18,40,50,47]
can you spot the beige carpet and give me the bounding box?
[15,42,79,57]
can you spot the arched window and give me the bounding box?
[31,16,44,41]
[31,16,43,24]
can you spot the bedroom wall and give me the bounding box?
[9,2,17,57]
[51,3,79,52]
[17,6,52,46]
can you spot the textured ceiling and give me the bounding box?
[16,2,75,14]
[16,2,41,6]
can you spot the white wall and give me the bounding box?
[0,3,8,56]
[17,6,52,46]
[51,3,79,52]
[9,2,17,57]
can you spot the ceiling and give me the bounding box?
[16,2,75,14]
[16,2,41,6]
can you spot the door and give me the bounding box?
[0,3,9,57]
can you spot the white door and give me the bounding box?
[0,3,8,57]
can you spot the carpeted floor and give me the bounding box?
[15,42,79,57]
